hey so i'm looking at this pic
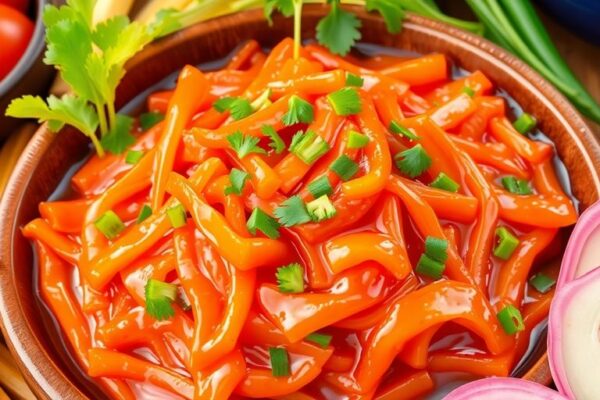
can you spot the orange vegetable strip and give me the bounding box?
[428,350,512,377]
[235,152,283,199]
[147,91,172,114]
[174,227,223,372]
[240,309,291,346]
[489,117,553,163]
[258,265,388,343]
[287,230,333,290]
[401,90,432,115]
[386,175,472,283]
[377,193,407,244]
[514,291,553,361]
[374,370,434,400]
[379,54,448,86]
[244,38,295,98]
[494,228,557,307]
[323,232,410,279]
[533,158,566,196]
[23,219,80,264]
[88,348,194,399]
[194,349,246,400]
[399,177,478,223]
[277,57,325,81]
[204,176,250,236]
[341,93,392,199]
[190,94,291,149]
[39,198,93,233]
[323,353,355,372]
[338,280,512,394]
[166,172,293,270]
[451,135,530,179]
[227,40,261,70]
[496,190,578,228]
[234,342,333,398]
[425,70,493,104]
[268,70,346,98]
[397,325,441,369]
[151,65,210,210]
[428,93,477,130]
[372,88,405,134]
[121,254,176,306]
[457,96,505,141]
[183,131,225,163]
[86,159,226,289]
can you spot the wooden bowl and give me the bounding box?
[1,6,600,399]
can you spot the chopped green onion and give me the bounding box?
[167,204,187,229]
[347,130,369,149]
[493,226,520,260]
[329,154,359,181]
[307,176,333,198]
[269,347,290,377]
[389,121,419,140]
[306,195,337,222]
[416,254,445,280]
[327,87,362,116]
[395,145,432,178]
[247,208,280,239]
[346,73,364,87]
[425,236,448,264]
[139,112,164,131]
[276,263,305,293]
[497,305,525,335]
[289,130,330,165]
[462,86,475,97]
[213,97,237,113]
[224,168,250,196]
[306,332,332,347]
[145,279,178,321]
[95,210,125,240]
[136,204,152,224]
[501,176,532,195]
[125,149,144,165]
[261,125,285,154]
[274,195,313,227]
[430,172,460,192]
[513,113,537,134]
[282,95,314,126]
[529,273,556,294]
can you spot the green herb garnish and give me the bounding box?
[394,145,432,178]
[227,131,266,159]
[276,263,305,293]
[145,279,178,321]
[274,195,312,227]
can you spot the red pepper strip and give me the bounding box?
[334,273,420,331]
[268,70,346,98]
[451,136,530,179]
[150,65,210,210]
[380,54,448,86]
[174,227,224,372]
[120,254,176,306]
[258,265,388,343]
[428,349,513,377]
[275,97,345,194]
[194,349,246,400]
[399,177,478,223]
[86,159,226,289]
[397,325,441,369]
[22,218,80,264]
[234,342,333,398]
[425,70,494,104]
[333,281,513,394]
[494,228,558,307]
[374,370,434,400]
[457,96,505,141]
[88,348,194,400]
[489,117,553,163]
[147,90,172,114]
[72,121,162,196]
[323,353,355,372]
[386,176,472,284]
[39,198,93,233]
[189,94,291,149]
[166,172,293,270]
[204,175,250,236]
[428,93,477,130]
[496,190,578,228]
[323,232,411,280]
[341,93,392,199]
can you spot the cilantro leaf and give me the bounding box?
[214,97,254,120]
[265,0,295,24]
[139,112,164,131]
[282,95,315,126]
[274,195,312,227]
[100,114,135,155]
[224,168,250,195]
[394,144,432,178]
[227,131,267,159]
[276,263,305,293]
[214,97,237,113]
[366,0,404,34]
[316,0,362,56]
[262,125,285,154]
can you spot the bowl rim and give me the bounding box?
[0,0,47,97]
[1,7,599,399]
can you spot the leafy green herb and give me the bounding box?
[327,88,362,116]
[317,0,362,56]
[145,279,178,321]
[282,95,315,126]
[261,125,285,154]
[276,263,305,293]
[224,168,250,196]
[137,204,152,224]
[227,131,267,159]
[214,97,254,120]
[139,111,164,130]
[247,208,281,239]
[365,0,404,33]
[100,114,135,155]
[394,145,432,178]
[265,0,295,24]
[274,195,312,227]
[214,97,237,113]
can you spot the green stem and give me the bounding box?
[107,101,117,131]
[397,0,484,34]
[293,0,303,59]
[95,102,108,137]
[89,132,105,158]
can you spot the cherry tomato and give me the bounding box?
[0,0,28,13]
[0,4,33,81]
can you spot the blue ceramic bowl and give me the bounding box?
[538,0,600,45]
